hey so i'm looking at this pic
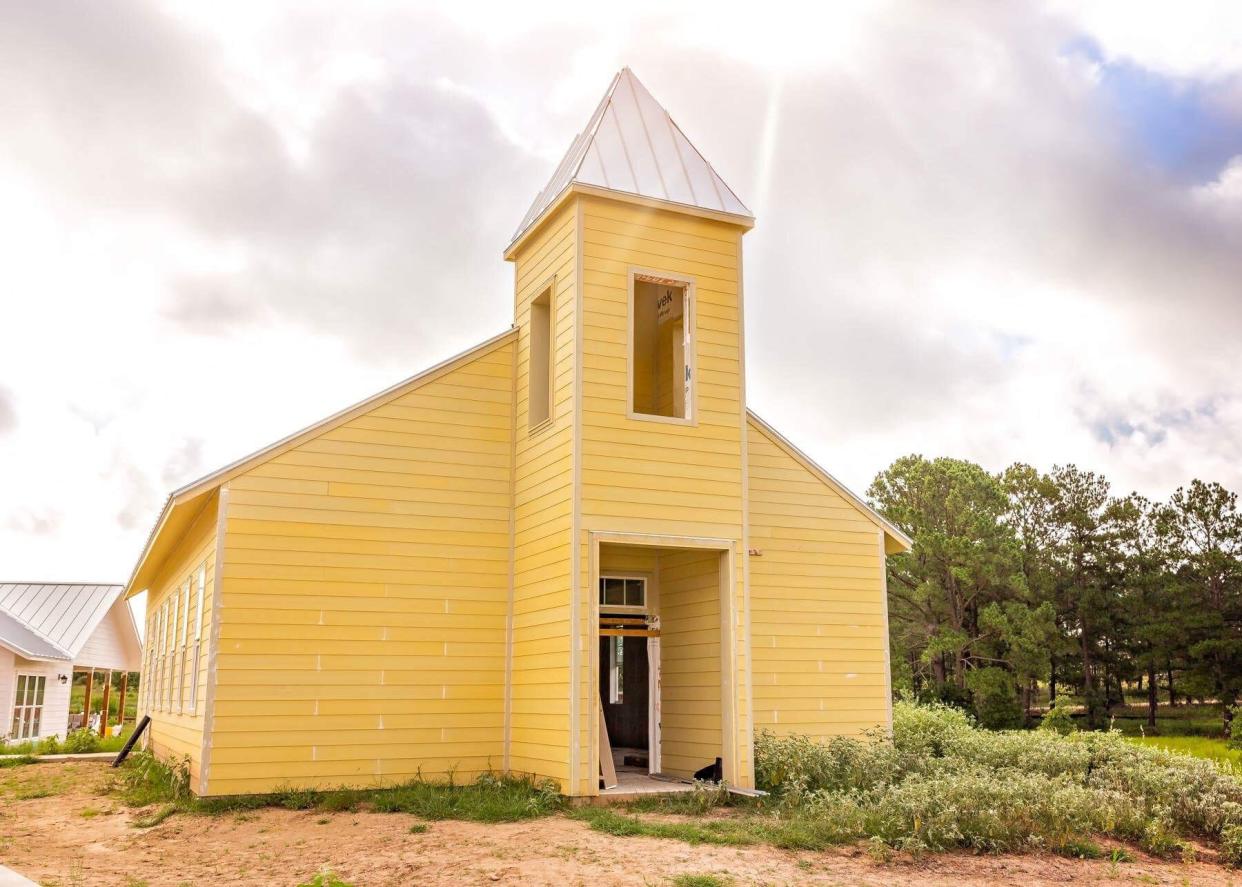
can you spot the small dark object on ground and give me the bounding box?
[694,758,722,783]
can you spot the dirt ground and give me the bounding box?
[1,762,1238,887]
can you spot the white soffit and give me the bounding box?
[511,68,752,247]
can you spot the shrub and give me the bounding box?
[746,700,1242,860]
[966,667,1025,730]
[63,729,102,754]
[1221,824,1242,866]
[1039,696,1078,735]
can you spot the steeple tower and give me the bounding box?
[505,68,756,795]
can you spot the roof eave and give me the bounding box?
[503,182,754,261]
[746,410,913,553]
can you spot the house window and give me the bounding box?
[599,576,646,610]
[189,565,206,714]
[608,636,624,705]
[10,674,45,740]
[528,287,553,429]
[631,274,691,420]
[168,591,179,711]
[178,580,191,711]
[160,598,170,711]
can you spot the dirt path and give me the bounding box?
[1,762,1237,886]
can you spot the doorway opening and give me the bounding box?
[594,538,731,796]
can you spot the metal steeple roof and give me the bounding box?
[509,68,753,249]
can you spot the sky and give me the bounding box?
[3,1,1242,601]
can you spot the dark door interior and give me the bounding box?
[599,635,649,750]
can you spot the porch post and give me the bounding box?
[81,669,93,733]
[99,670,112,737]
[117,673,128,731]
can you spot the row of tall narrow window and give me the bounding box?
[142,564,206,716]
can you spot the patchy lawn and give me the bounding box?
[1129,735,1242,771]
[1,760,1239,887]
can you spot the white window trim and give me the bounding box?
[599,574,648,614]
[626,267,697,427]
[10,673,46,740]
[189,565,206,714]
[527,278,556,433]
[607,636,624,705]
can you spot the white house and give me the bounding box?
[0,583,142,743]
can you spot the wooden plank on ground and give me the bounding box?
[598,698,618,789]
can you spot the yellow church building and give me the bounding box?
[124,69,910,799]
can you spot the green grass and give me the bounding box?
[1128,735,1242,769]
[568,807,760,847]
[297,871,353,887]
[110,753,562,827]
[1102,703,1223,738]
[669,876,731,887]
[0,763,76,800]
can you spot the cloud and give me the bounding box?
[0,387,15,434]
[161,438,206,487]
[4,508,61,536]
[3,0,1242,587]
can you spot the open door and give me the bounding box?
[599,635,649,764]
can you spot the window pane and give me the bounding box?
[624,579,645,607]
[32,676,44,705]
[601,578,625,606]
[15,675,25,704]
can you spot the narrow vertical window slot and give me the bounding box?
[529,288,553,429]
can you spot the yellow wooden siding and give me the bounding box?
[747,418,891,736]
[657,549,721,778]
[577,196,744,540]
[507,201,578,788]
[574,196,750,792]
[204,339,515,795]
[140,491,217,787]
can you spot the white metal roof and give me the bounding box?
[0,583,124,661]
[510,67,752,249]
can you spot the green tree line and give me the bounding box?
[869,456,1242,734]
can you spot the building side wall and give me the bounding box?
[76,603,141,672]
[747,419,891,737]
[2,653,71,742]
[139,493,218,787]
[657,549,722,779]
[574,196,750,793]
[206,339,515,795]
[509,203,578,788]
[0,648,12,740]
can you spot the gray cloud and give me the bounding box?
[4,0,1242,584]
[114,462,158,532]
[0,387,15,434]
[160,438,206,488]
[4,508,61,536]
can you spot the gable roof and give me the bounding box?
[124,328,517,598]
[509,68,752,253]
[0,582,126,661]
[747,411,913,554]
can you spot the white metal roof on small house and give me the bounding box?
[510,67,753,250]
[0,582,126,661]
